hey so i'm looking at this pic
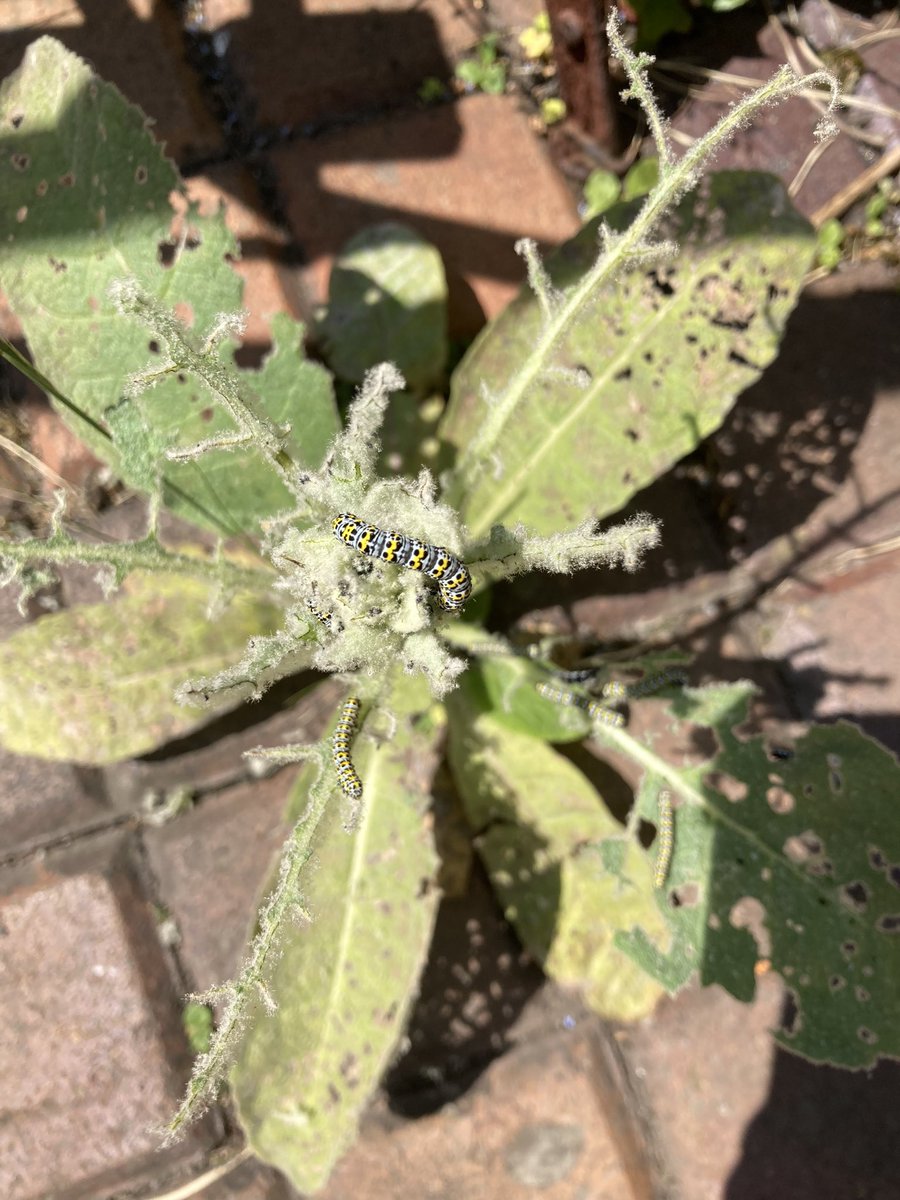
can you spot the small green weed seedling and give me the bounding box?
[2,14,898,1196]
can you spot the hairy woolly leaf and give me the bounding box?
[441,172,814,536]
[605,683,900,1067]
[446,675,666,1020]
[315,222,447,392]
[0,573,283,763]
[0,39,338,535]
[231,674,442,1193]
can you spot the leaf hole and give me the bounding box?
[58,171,75,188]
[840,881,870,913]
[11,153,29,170]
[10,110,24,128]
[729,896,770,956]
[48,256,67,274]
[158,239,177,267]
[781,990,801,1037]
[671,882,699,908]
[148,340,161,354]
[857,1027,877,1045]
[828,975,846,992]
[841,940,858,959]
[868,846,887,871]
[855,986,870,1003]
[36,179,48,196]
[888,866,900,891]
[613,367,632,382]
[876,914,900,933]
[624,428,639,442]
[766,742,794,762]
[783,830,823,865]
[766,783,794,814]
[705,770,748,803]
[135,164,149,184]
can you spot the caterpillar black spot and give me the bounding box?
[627,667,687,699]
[306,598,332,628]
[332,696,363,800]
[536,681,625,728]
[654,790,674,888]
[331,513,472,613]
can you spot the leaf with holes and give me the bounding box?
[603,681,900,1067]
[446,672,667,1020]
[0,39,338,536]
[0,573,284,763]
[231,673,442,1193]
[440,172,813,537]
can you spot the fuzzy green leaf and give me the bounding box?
[0,39,338,536]
[604,683,900,1067]
[231,674,442,1193]
[315,223,447,393]
[446,675,666,1020]
[0,573,283,763]
[441,172,814,536]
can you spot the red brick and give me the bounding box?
[271,93,580,338]
[323,1020,642,1199]
[203,0,480,130]
[0,832,211,1200]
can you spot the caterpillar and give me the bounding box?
[331,513,472,613]
[306,598,332,628]
[536,681,626,728]
[332,696,363,800]
[654,790,674,888]
[628,667,687,699]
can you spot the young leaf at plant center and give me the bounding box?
[0,573,285,763]
[0,38,338,536]
[231,673,443,1193]
[445,694,667,1020]
[610,682,900,1068]
[440,172,814,537]
[454,653,592,743]
[314,223,448,394]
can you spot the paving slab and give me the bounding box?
[143,768,299,992]
[0,0,222,163]
[667,18,879,222]
[271,92,580,337]
[322,1017,644,1200]
[0,829,212,1200]
[202,0,480,132]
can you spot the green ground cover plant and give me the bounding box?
[2,15,898,1194]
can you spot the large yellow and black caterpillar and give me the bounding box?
[332,696,363,800]
[331,513,472,613]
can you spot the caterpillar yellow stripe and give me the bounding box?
[331,513,472,613]
[332,696,363,800]
[536,681,625,728]
[654,790,674,888]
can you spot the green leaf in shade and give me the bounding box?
[0,39,338,536]
[446,678,666,1021]
[315,223,448,393]
[0,573,283,763]
[440,172,814,536]
[231,673,442,1193]
[582,168,621,220]
[607,682,900,1067]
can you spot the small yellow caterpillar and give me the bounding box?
[536,681,626,728]
[654,790,674,888]
[629,667,687,699]
[332,697,363,800]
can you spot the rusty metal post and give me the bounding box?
[545,0,624,154]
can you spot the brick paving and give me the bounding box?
[1,2,898,1199]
